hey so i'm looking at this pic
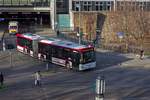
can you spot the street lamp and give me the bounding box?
[78,0,81,45]
[54,0,57,32]
[95,76,105,100]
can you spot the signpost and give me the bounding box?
[0,18,5,22]
[117,32,124,39]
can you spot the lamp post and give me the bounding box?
[78,0,81,45]
[54,0,57,32]
[46,62,49,71]
[95,76,105,100]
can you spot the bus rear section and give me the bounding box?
[9,21,18,35]
[38,38,96,71]
[16,33,41,57]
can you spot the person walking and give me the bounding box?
[34,71,41,86]
[140,50,144,60]
[0,72,4,86]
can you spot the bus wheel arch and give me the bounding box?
[66,61,72,69]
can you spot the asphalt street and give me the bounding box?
[0,49,150,100]
[0,24,150,100]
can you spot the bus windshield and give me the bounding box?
[82,50,95,64]
[9,26,17,29]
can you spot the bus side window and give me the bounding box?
[48,46,52,55]
[57,48,63,58]
[62,49,69,59]
[52,46,57,57]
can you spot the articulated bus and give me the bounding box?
[16,33,41,57]
[16,33,96,71]
[38,37,96,71]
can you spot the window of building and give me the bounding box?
[3,0,12,5]
[100,2,103,10]
[57,0,64,8]
[118,1,125,11]
[20,0,28,5]
[83,1,92,11]
[74,1,80,11]
[12,0,20,5]
[106,1,111,11]
[138,2,144,10]
[95,1,112,11]
[143,2,148,11]
[95,1,99,11]
[0,0,3,5]
[148,2,150,11]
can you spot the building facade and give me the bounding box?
[0,0,69,29]
[69,0,150,28]
[0,0,149,30]
[68,0,150,52]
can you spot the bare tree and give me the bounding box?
[112,0,150,52]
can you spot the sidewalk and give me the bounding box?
[96,48,150,68]
[121,58,150,68]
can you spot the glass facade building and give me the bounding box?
[0,0,69,29]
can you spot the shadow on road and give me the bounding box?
[95,50,132,70]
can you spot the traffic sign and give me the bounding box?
[117,32,124,39]
[0,18,5,21]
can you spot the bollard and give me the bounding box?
[46,63,49,71]
[2,40,6,51]
[95,95,104,100]
[95,76,105,100]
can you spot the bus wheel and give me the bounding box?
[66,63,71,70]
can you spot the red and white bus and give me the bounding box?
[38,37,96,71]
[16,33,41,57]
[16,33,96,71]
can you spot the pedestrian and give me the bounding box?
[57,30,60,37]
[140,49,144,60]
[0,72,4,86]
[34,71,41,86]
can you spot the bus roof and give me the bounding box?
[39,37,93,50]
[16,33,41,40]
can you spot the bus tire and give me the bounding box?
[66,63,71,70]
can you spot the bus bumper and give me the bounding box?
[79,62,96,71]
